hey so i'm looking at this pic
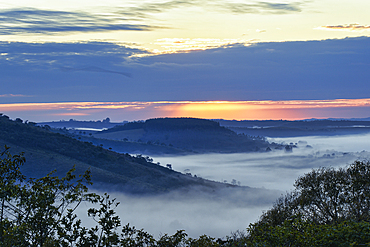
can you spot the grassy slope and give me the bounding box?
[0,115,226,194]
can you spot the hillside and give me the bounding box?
[0,114,240,194]
[92,118,278,154]
[216,119,370,137]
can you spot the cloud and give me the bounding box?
[119,0,196,18]
[0,41,148,67]
[117,0,305,18]
[217,1,303,14]
[1,37,370,105]
[316,24,370,32]
[60,66,132,77]
[3,99,370,122]
[0,94,30,98]
[152,38,248,53]
[0,1,307,36]
[0,8,158,35]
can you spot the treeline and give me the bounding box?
[1,145,370,246]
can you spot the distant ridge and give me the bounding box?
[303,117,370,121]
[215,119,370,138]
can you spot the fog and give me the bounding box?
[76,191,268,239]
[268,133,370,153]
[79,133,370,239]
[152,133,370,192]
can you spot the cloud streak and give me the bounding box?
[119,0,196,18]
[316,24,370,31]
[153,38,248,53]
[0,1,304,36]
[1,99,370,122]
[0,8,158,35]
[128,0,305,15]
[60,66,132,77]
[0,41,146,69]
[0,94,30,98]
[218,1,303,14]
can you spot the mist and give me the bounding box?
[76,133,370,239]
[152,133,370,192]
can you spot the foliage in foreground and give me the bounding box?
[1,145,370,246]
[247,160,370,246]
[0,146,236,246]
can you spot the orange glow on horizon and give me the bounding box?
[1,99,370,122]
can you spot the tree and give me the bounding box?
[0,145,26,244]
[246,160,370,246]
[5,143,370,246]
[0,146,252,246]
[0,146,103,246]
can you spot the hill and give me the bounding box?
[0,114,243,194]
[216,119,370,137]
[91,118,278,154]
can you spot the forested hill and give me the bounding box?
[96,118,277,153]
[0,114,228,194]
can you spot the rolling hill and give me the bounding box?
[90,118,279,154]
[0,114,236,194]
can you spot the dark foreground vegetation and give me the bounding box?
[1,145,370,246]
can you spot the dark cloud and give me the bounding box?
[0,41,148,67]
[219,1,303,14]
[0,8,158,35]
[0,1,307,36]
[1,37,370,103]
[319,24,370,31]
[116,0,304,17]
[60,66,132,77]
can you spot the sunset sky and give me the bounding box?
[0,0,370,122]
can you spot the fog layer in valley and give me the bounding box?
[76,190,271,239]
[153,133,370,192]
[81,133,370,238]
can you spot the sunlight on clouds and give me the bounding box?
[52,113,90,116]
[151,38,251,54]
[315,24,370,32]
[1,99,370,122]
[0,0,369,55]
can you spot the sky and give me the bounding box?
[0,0,370,121]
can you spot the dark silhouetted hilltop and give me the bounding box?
[94,117,277,154]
